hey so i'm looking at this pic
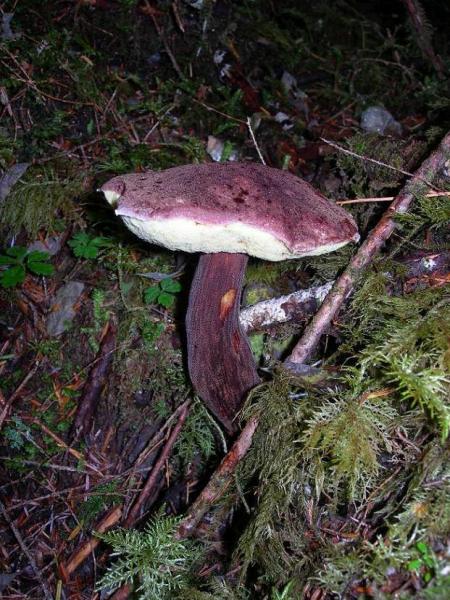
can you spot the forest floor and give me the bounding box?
[0,1,449,599]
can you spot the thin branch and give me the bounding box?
[62,506,123,578]
[0,360,40,431]
[176,415,259,539]
[247,117,266,165]
[402,0,445,79]
[124,399,191,526]
[320,137,441,191]
[240,282,333,332]
[286,130,450,367]
[337,190,450,205]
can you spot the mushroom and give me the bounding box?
[101,162,359,434]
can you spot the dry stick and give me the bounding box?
[286,130,450,367]
[402,0,445,80]
[71,319,117,440]
[337,190,450,205]
[247,117,266,165]
[0,361,40,431]
[145,1,185,80]
[320,137,441,191]
[0,498,53,600]
[176,415,259,539]
[240,282,333,333]
[62,506,123,579]
[124,399,191,526]
[240,250,449,333]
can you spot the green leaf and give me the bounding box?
[423,556,435,568]
[80,244,100,259]
[416,541,429,555]
[407,559,422,571]
[27,261,54,276]
[160,278,181,293]
[0,255,18,266]
[27,250,50,262]
[6,246,28,260]
[68,232,90,246]
[143,286,161,304]
[158,291,175,308]
[0,265,26,287]
[68,233,110,259]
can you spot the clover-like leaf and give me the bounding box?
[158,291,176,308]
[27,261,55,276]
[68,232,111,259]
[0,265,26,287]
[6,246,28,260]
[160,278,182,293]
[0,254,17,266]
[144,286,161,304]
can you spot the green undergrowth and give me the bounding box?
[227,271,449,595]
[0,165,84,239]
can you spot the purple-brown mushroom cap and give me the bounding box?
[101,162,359,260]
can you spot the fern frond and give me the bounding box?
[96,513,199,598]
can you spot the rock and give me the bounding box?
[46,281,85,337]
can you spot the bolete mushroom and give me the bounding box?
[101,162,358,434]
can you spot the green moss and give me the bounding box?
[0,165,84,238]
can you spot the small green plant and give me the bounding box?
[143,277,182,308]
[81,289,111,352]
[0,246,54,287]
[407,541,436,583]
[96,512,198,598]
[271,581,294,599]
[78,481,121,527]
[68,232,111,259]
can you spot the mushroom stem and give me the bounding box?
[186,253,260,434]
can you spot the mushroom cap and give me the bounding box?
[102,163,359,261]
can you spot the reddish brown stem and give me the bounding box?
[186,253,260,434]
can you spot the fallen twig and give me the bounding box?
[320,137,442,191]
[337,190,450,205]
[61,506,123,579]
[240,282,333,333]
[71,319,117,440]
[239,250,449,333]
[402,0,445,79]
[124,399,191,526]
[286,130,450,367]
[247,117,266,165]
[0,360,40,432]
[176,415,259,539]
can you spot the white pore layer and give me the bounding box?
[121,215,347,261]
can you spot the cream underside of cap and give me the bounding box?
[121,215,347,261]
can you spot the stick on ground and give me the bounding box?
[285,130,450,368]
